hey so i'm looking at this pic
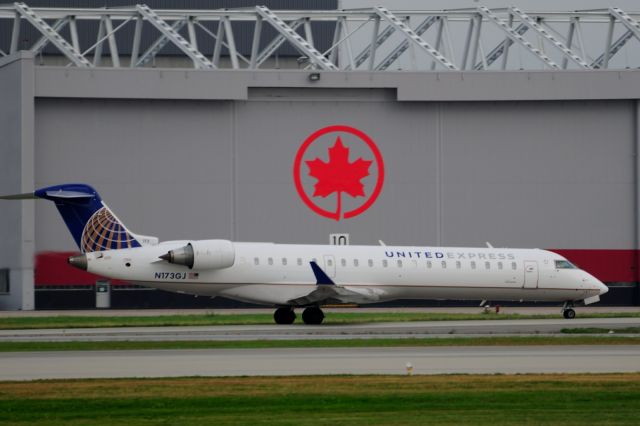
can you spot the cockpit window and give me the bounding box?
[555,260,577,269]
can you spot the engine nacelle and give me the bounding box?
[160,240,235,270]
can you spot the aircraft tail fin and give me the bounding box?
[2,183,158,253]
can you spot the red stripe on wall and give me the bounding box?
[550,250,638,283]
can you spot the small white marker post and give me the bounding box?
[405,362,414,376]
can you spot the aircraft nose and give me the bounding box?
[598,282,609,296]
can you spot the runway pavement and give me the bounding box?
[1,345,638,380]
[2,317,639,342]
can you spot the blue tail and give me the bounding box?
[33,184,143,253]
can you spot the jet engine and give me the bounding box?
[159,239,235,270]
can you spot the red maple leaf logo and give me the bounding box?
[306,136,372,220]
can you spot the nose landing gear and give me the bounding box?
[561,301,576,319]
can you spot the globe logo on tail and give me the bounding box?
[80,207,139,252]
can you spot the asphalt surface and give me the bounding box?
[2,317,639,342]
[1,345,637,380]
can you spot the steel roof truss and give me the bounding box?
[103,15,120,67]
[349,19,394,69]
[610,8,640,43]
[509,7,591,69]
[592,29,634,69]
[135,4,215,70]
[377,15,439,71]
[477,6,559,70]
[374,7,456,70]
[135,18,186,67]
[473,23,528,70]
[255,6,338,70]
[192,20,250,67]
[254,19,303,68]
[29,17,68,55]
[10,11,19,53]
[14,2,91,68]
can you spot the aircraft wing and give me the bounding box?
[286,262,386,306]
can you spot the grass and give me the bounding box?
[0,374,638,425]
[1,311,640,330]
[562,327,640,334]
[0,335,639,352]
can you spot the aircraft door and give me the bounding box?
[523,261,539,289]
[323,255,336,278]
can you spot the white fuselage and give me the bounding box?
[83,241,608,306]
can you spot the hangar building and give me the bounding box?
[1,1,640,309]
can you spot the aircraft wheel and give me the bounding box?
[274,307,296,324]
[563,308,576,319]
[302,307,325,325]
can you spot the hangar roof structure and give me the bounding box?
[1,2,640,71]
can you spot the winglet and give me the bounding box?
[310,261,335,285]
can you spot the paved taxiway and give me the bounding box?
[2,317,639,342]
[1,345,638,380]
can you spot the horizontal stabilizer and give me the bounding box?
[44,190,94,200]
[0,192,37,200]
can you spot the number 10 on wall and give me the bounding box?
[330,234,350,245]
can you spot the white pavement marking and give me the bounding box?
[1,346,638,380]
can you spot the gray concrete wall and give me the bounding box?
[33,95,635,251]
[0,54,34,310]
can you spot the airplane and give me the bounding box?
[1,183,608,324]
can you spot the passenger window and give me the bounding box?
[354,259,359,267]
[485,261,490,270]
[297,258,302,266]
[397,260,403,268]
[441,261,447,269]
[471,261,476,269]
[341,258,346,267]
[511,262,517,270]
[383,259,388,268]
[327,259,333,267]
[254,257,259,266]
[268,257,273,266]
[427,261,432,269]
[282,258,287,266]
[456,261,461,269]
[368,259,373,267]
[498,262,503,270]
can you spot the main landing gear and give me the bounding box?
[561,301,576,319]
[302,306,325,325]
[274,307,296,324]
[273,306,325,325]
